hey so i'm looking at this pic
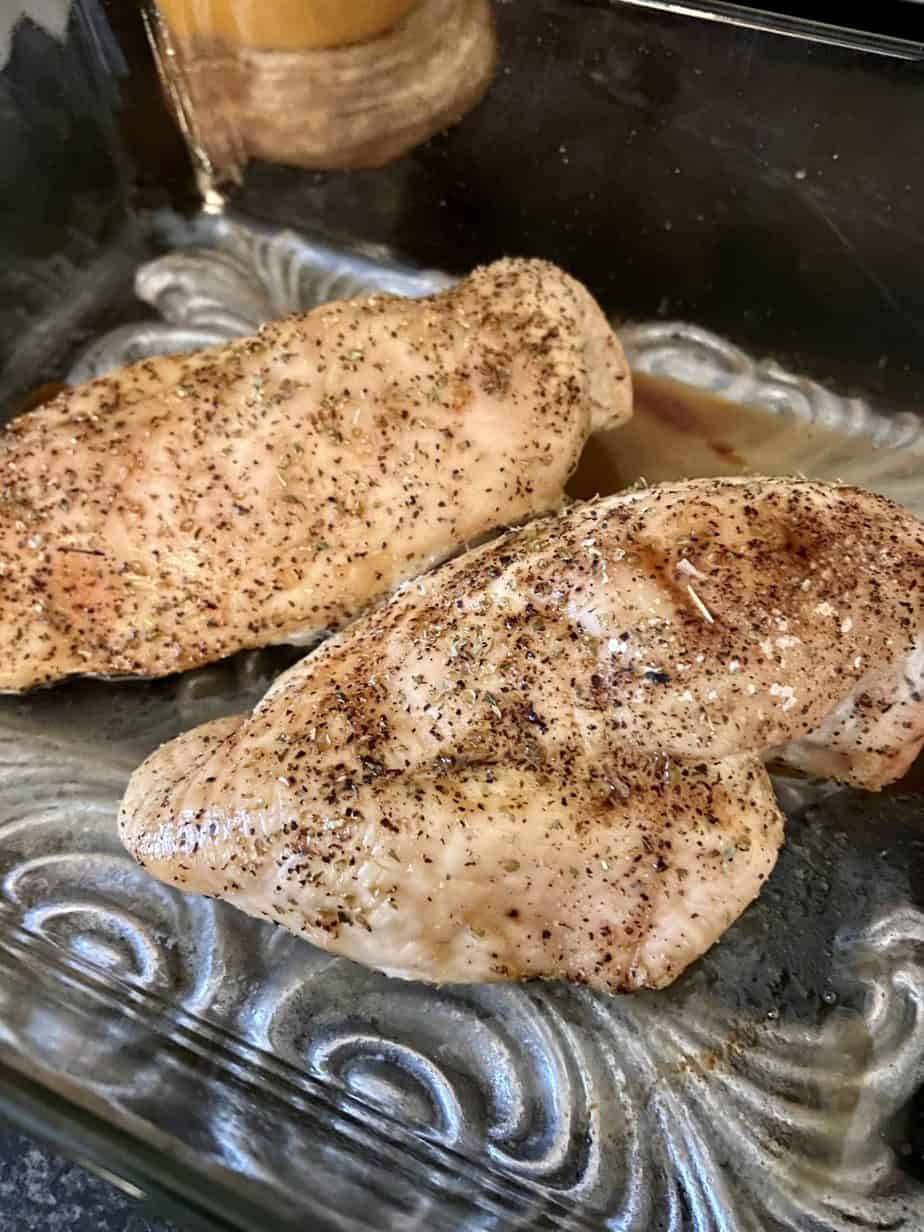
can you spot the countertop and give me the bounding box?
[0,1122,177,1232]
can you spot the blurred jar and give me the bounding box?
[156,0,422,50]
[149,0,496,186]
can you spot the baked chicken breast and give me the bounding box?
[119,477,924,992]
[0,258,630,691]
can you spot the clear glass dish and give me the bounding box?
[0,3,922,1229]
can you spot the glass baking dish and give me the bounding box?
[0,3,922,1229]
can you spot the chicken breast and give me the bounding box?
[119,478,924,992]
[0,258,630,691]
[773,633,924,790]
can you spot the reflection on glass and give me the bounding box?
[145,0,496,195]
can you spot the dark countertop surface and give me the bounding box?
[0,1122,177,1232]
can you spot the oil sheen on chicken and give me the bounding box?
[0,259,630,691]
[120,478,924,993]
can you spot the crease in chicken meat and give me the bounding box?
[119,477,924,993]
[0,258,630,691]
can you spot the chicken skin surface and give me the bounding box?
[120,478,924,992]
[0,259,630,691]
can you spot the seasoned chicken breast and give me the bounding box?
[119,478,924,992]
[0,259,630,691]
[772,633,924,789]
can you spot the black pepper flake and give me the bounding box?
[644,669,671,685]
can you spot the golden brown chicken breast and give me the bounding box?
[119,478,924,993]
[0,258,630,691]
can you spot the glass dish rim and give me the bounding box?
[602,0,924,57]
